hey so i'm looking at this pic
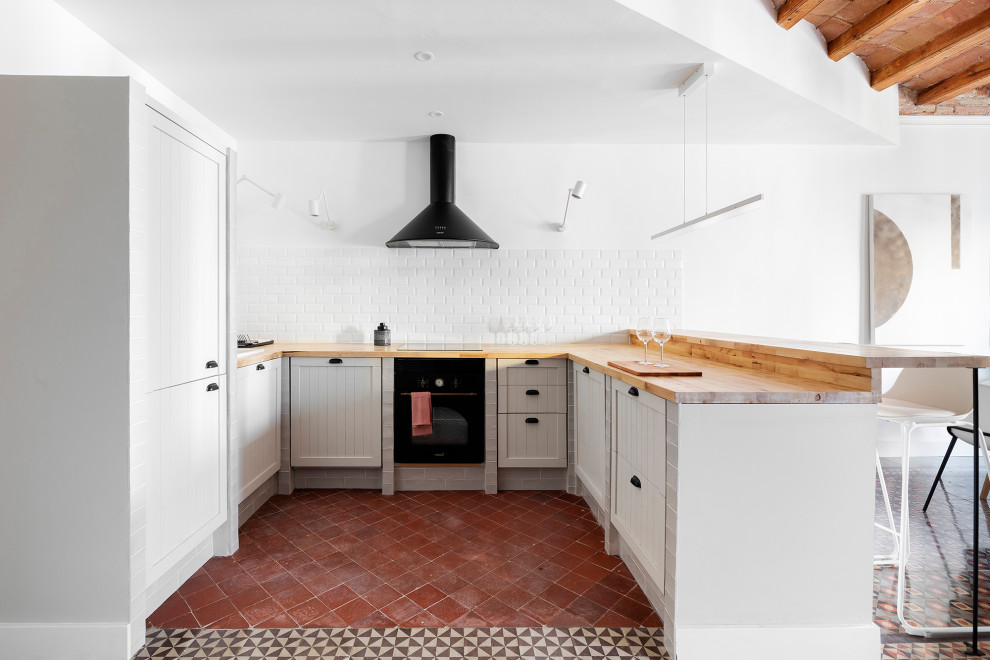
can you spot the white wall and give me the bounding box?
[0,75,132,657]
[0,0,234,147]
[238,121,990,453]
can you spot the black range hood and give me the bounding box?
[386,134,498,249]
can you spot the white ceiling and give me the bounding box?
[53,0,886,144]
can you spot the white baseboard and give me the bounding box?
[0,623,131,660]
[674,624,879,660]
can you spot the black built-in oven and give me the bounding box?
[393,358,485,464]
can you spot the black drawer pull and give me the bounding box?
[525,417,539,424]
[525,359,539,365]
[630,475,642,489]
[256,364,265,371]
[205,360,218,369]
[628,386,639,396]
[206,383,220,392]
[582,366,590,374]
[329,358,343,364]
[525,389,540,396]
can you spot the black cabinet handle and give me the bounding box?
[628,386,639,396]
[256,364,265,370]
[206,383,220,392]
[582,366,590,374]
[329,358,343,364]
[525,389,540,396]
[630,475,642,489]
[525,359,539,365]
[525,417,539,424]
[205,360,218,369]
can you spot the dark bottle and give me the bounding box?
[374,323,391,346]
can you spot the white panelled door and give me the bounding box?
[147,377,226,583]
[147,112,226,392]
[610,382,666,591]
[290,358,383,467]
[236,360,281,503]
[574,363,608,509]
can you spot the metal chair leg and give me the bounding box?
[922,436,957,512]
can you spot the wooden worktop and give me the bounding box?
[236,333,989,405]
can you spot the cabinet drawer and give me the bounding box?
[498,384,566,413]
[497,413,566,467]
[291,357,380,368]
[612,454,665,592]
[497,358,567,386]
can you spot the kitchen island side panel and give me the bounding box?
[671,402,879,660]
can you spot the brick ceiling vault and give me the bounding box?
[772,0,990,116]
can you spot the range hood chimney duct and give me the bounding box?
[386,134,499,249]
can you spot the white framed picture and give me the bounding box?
[869,193,969,347]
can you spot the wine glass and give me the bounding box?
[505,316,521,344]
[541,316,555,343]
[653,317,672,367]
[635,317,653,365]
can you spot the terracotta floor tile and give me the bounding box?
[363,584,401,609]
[260,572,300,596]
[565,595,608,623]
[353,610,397,627]
[596,610,640,627]
[498,611,540,627]
[204,612,249,629]
[147,592,189,625]
[184,584,226,611]
[451,610,490,627]
[582,583,624,609]
[494,584,532,610]
[426,597,468,622]
[380,597,423,623]
[474,597,515,625]
[286,597,332,626]
[194,598,237,627]
[157,612,199,629]
[521,596,561,621]
[238,598,285,627]
[254,612,297,628]
[317,584,358,609]
[540,583,580,609]
[270,583,313,611]
[407,584,446,608]
[146,489,663,629]
[403,610,446,627]
[305,610,348,627]
[333,596,375,623]
[450,584,490,609]
[611,595,656,622]
[177,572,215,597]
[228,585,269,611]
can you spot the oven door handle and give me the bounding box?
[399,392,478,396]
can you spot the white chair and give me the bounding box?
[875,367,987,637]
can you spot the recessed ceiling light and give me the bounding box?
[428,110,444,118]
[414,51,435,62]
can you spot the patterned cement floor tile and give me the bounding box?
[137,627,669,659]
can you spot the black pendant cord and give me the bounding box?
[970,367,985,656]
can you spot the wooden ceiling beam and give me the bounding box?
[777,0,824,30]
[828,0,933,62]
[917,58,990,104]
[871,8,990,90]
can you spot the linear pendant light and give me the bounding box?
[652,63,764,241]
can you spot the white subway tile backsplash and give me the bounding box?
[237,247,681,344]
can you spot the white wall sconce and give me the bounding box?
[237,175,286,210]
[557,180,586,232]
[308,187,336,230]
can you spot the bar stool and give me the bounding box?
[876,367,975,636]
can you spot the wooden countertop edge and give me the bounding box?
[629,330,990,369]
[237,343,883,404]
